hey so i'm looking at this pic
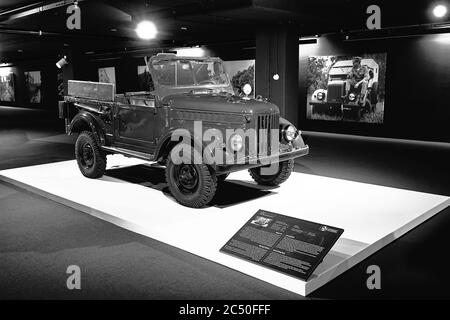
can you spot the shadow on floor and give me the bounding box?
[105,164,274,208]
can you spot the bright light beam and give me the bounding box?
[433,4,448,18]
[135,21,157,40]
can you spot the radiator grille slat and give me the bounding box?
[327,82,345,102]
[257,113,279,156]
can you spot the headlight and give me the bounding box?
[229,134,243,151]
[242,83,252,96]
[317,91,325,101]
[284,125,297,142]
[349,92,356,101]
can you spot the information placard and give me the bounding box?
[220,210,344,281]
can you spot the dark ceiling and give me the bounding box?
[0,0,449,62]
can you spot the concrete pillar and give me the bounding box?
[255,26,299,126]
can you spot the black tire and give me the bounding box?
[217,173,229,182]
[370,82,379,106]
[249,159,294,186]
[364,99,372,114]
[165,144,217,208]
[75,131,107,178]
[357,108,364,119]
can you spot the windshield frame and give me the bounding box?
[149,57,231,89]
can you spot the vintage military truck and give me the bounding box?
[310,58,379,118]
[59,53,309,208]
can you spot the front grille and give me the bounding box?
[257,113,279,156]
[327,82,345,102]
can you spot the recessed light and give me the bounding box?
[135,20,157,40]
[180,26,187,30]
[110,28,117,32]
[433,4,448,18]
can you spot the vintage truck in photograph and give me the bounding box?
[59,53,309,208]
[310,58,379,118]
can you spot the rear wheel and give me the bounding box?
[165,145,217,208]
[370,82,379,106]
[249,159,294,186]
[75,131,107,178]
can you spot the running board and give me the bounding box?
[101,146,154,161]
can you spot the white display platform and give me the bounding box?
[1,155,449,296]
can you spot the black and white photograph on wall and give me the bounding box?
[24,71,42,103]
[0,72,15,102]
[137,65,154,91]
[306,53,386,123]
[98,66,116,84]
[223,60,255,97]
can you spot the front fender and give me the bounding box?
[155,129,212,163]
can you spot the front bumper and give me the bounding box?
[215,144,309,174]
[310,101,362,113]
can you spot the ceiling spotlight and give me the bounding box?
[135,20,157,40]
[56,56,68,69]
[433,4,448,18]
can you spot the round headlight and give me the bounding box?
[284,125,297,142]
[230,134,243,151]
[243,83,252,96]
[317,91,325,100]
[349,92,356,101]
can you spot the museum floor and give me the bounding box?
[1,106,449,299]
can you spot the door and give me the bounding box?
[113,95,157,153]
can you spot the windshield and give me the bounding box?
[151,59,229,87]
[329,66,352,81]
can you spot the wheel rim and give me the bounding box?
[173,164,199,194]
[80,142,95,169]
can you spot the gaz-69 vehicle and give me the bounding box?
[310,58,379,118]
[59,53,309,208]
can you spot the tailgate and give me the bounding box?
[68,80,115,102]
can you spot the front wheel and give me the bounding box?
[75,131,107,178]
[165,145,217,208]
[249,159,294,186]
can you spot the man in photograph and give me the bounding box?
[344,56,369,104]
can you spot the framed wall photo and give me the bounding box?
[0,72,15,102]
[306,53,387,123]
[24,71,42,103]
[98,67,116,84]
[223,60,255,97]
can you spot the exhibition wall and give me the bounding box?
[2,31,450,144]
[298,32,450,143]
[0,42,255,111]
[70,42,256,95]
[0,58,59,110]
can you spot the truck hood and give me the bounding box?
[162,93,279,115]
